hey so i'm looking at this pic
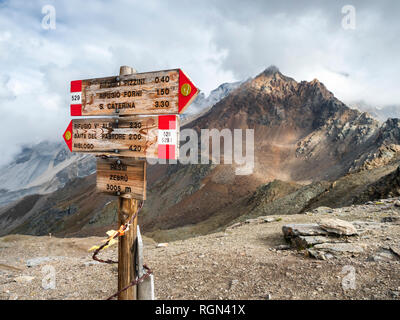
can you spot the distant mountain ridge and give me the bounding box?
[0,141,95,206]
[0,80,242,207]
[350,100,400,122]
[142,66,400,234]
[2,66,400,240]
[187,80,244,114]
[180,80,243,123]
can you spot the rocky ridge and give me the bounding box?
[1,197,399,300]
[0,142,95,207]
[2,67,400,241]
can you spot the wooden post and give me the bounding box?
[118,197,139,300]
[137,226,155,299]
[117,65,139,300]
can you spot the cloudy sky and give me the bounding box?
[0,0,399,166]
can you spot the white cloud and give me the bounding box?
[0,0,399,166]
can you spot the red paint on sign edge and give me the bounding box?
[71,80,82,93]
[158,115,177,130]
[158,115,177,159]
[158,145,176,160]
[63,120,73,152]
[178,69,198,114]
[70,105,82,116]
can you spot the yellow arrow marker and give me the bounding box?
[181,83,191,96]
[65,130,71,141]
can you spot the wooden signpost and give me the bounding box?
[97,158,146,200]
[63,115,179,159]
[70,69,198,116]
[63,65,198,300]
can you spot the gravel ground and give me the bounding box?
[1,200,400,300]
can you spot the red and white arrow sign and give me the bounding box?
[70,69,198,116]
[62,115,179,160]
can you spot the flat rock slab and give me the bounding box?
[390,246,400,258]
[318,218,358,236]
[313,243,364,253]
[245,216,280,224]
[282,224,328,238]
[292,235,331,249]
[14,276,35,283]
[274,244,291,250]
[259,216,280,223]
[352,221,381,228]
[312,207,333,214]
[227,222,242,230]
[381,217,399,223]
[245,218,261,224]
[307,249,334,260]
[156,243,168,248]
[373,251,398,262]
[83,261,101,266]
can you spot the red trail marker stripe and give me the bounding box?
[178,69,198,114]
[158,145,175,160]
[70,105,82,116]
[158,115,177,130]
[70,80,82,92]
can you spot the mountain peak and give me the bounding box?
[254,66,296,84]
[262,65,281,75]
[248,66,297,96]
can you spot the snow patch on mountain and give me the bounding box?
[0,141,95,206]
[181,80,244,121]
[349,101,400,122]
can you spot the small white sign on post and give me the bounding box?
[136,226,155,300]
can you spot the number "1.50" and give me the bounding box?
[156,88,169,95]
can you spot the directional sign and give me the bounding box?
[97,158,146,200]
[62,115,179,159]
[70,69,198,116]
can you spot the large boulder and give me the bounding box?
[282,224,328,239]
[318,218,358,236]
[292,235,331,249]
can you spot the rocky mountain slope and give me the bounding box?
[141,66,400,235]
[1,198,399,300]
[0,174,116,237]
[0,81,241,208]
[0,142,95,207]
[2,66,400,241]
[181,80,243,120]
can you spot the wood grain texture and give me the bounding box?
[116,65,138,301]
[80,69,179,115]
[69,115,179,159]
[118,197,138,300]
[96,158,146,200]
